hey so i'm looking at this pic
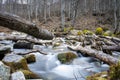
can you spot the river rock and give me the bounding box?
[0,61,10,80]
[2,54,29,72]
[13,41,34,49]
[11,71,26,80]
[20,70,40,79]
[0,46,11,60]
[24,54,36,63]
[57,52,77,64]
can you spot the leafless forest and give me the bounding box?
[0,0,120,80]
[0,0,120,33]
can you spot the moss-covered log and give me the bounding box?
[0,11,54,40]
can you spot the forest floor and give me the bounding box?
[40,15,114,32]
[0,15,114,34]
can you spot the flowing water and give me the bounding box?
[27,44,109,80]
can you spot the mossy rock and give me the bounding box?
[108,61,120,80]
[2,54,29,72]
[103,31,113,36]
[53,42,61,48]
[57,52,77,64]
[83,30,94,35]
[20,70,40,79]
[24,54,36,63]
[95,27,103,35]
[87,71,107,80]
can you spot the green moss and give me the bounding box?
[20,70,40,79]
[24,54,36,63]
[83,30,94,35]
[95,27,103,35]
[103,31,112,36]
[57,52,77,64]
[3,58,29,72]
[87,77,107,80]
[87,72,107,80]
[109,61,120,80]
[63,27,74,33]
[77,31,83,35]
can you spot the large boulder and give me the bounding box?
[24,54,36,63]
[2,54,29,72]
[57,52,77,64]
[11,71,26,80]
[0,61,10,80]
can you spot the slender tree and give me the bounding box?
[61,0,65,30]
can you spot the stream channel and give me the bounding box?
[1,32,119,80]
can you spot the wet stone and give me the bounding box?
[2,54,24,63]
[2,54,29,72]
[13,41,34,49]
[0,46,11,60]
[11,71,26,80]
[0,61,10,80]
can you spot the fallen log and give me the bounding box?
[99,36,120,44]
[68,44,119,65]
[0,11,54,40]
[102,45,120,52]
[0,35,52,45]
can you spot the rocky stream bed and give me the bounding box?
[0,30,120,80]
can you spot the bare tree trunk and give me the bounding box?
[0,12,54,40]
[48,3,51,18]
[61,0,65,30]
[35,0,38,22]
[71,0,79,27]
[44,0,47,23]
[114,0,118,34]
[27,0,31,21]
[68,0,71,19]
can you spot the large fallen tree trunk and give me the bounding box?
[0,12,54,40]
[68,44,119,65]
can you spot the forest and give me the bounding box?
[0,0,120,80]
